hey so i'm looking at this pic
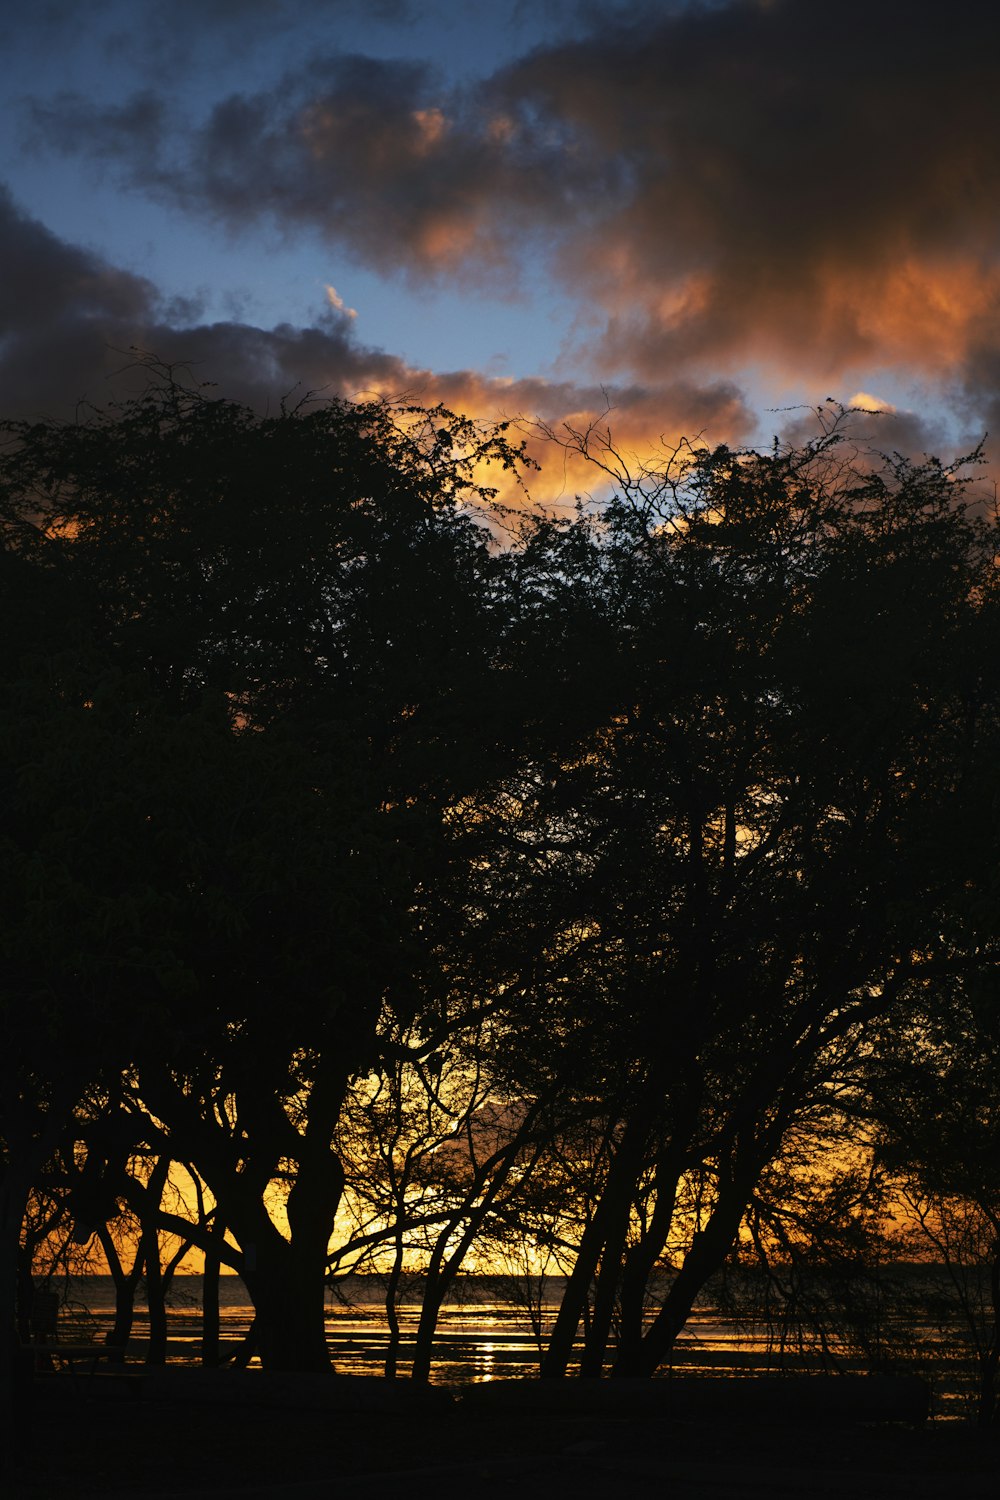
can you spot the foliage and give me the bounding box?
[441,416,1000,1378]
[5,384,1000,1394]
[0,367,533,1374]
[869,995,1000,1423]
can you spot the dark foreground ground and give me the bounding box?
[5,1370,999,1499]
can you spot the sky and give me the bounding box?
[2,0,999,500]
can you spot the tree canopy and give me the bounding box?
[3,381,1000,1404]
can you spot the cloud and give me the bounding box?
[425,369,755,507]
[324,285,357,320]
[0,183,412,419]
[22,49,624,286]
[499,0,1000,384]
[25,0,1000,428]
[773,398,957,470]
[0,189,752,506]
[13,1,417,76]
[848,393,896,416]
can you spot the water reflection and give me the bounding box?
[53,1272,987,1414]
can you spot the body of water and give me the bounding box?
[49,1269,985,1414]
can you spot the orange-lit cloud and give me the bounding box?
[17,0,1000,454]
[847,393,894,416]
[324,285,356,320]
[0,188,751,510]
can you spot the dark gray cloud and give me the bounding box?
[498,0,1000,379]
[952,341,1000,457]
[774,398,958,471]
[96,1,418,91]
[24,51,622,286]
[0,189,752,497]
[25,90,168,180]
[0,185,408,420]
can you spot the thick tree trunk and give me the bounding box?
[206,1210,336,1373]
[137,1053,347,1375]
[97,1225,139,1362]
[579,1207,631,1377]
[541,1120,648,1380]
[245,1241,332,1372]
[0,1219,22,1472]
[615,1151,683,1370]
[0,1170,33,1476]
[15,1246,33,1344]
[612,1166,754,1378]
[237,1128,344,1373]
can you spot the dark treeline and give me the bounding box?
[4,371,1000,1435]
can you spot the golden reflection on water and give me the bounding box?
[54,1273,988,1412]
[473,1343,499,1382]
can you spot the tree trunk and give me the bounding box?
[383,1235,405,1380]
[137,1152,173,1368]
[144,1233,168,1366]
[410,1150,524,1383]
[579,1206,631,1377]
[410,1282,446,1384]
[235,1166,340,1374]
[978,1249,1000,1428]
[15,1246,33,1345]
[201,1219,223,1368]
[2,1113,86,1466]
[97,1224,139,1363]
[410,1121,545,1383]
[245,1240,332,1372]
[138,1055,346,1373]
[612,1165,754,1378]
[541,1121,648,1380]
[616,1151,683,1370]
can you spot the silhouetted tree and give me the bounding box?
[867,982,1000,1424]
[445,419,1000,1378]
[6,376,1000,1404]
[332,1023,550,1379]
[0,641,266,1441]
[0,366,533,1374]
